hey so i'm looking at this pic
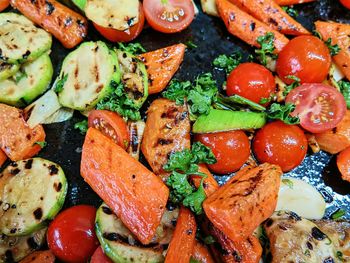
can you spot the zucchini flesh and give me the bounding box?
[0,62,20,81]
[0,228,46,263]
[56,41,121,111]
[0,13,52,64]
[0,54,53,107]
[0,158,67,236]
[85,0,139,31]
[95,203,178,263]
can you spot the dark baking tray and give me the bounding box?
[6,0,350,220]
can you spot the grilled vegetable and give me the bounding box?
[0,158,67,236]
[0,228,47,263]
[0,54,53,106]
[191,240,215,263]
[95,203,178,263]
[42,108,74,124]
[191,164,219,197]
[10,0,88,49]
[55,41,120,111]
[127,120,145,160]
[200,0,218,17]
[19,250,55,263]
[0,150,6,168]
[0,62,19,81]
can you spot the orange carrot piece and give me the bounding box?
[192,240,215,263]
[216,0,289,52]
[19,250,55,263]
[10,0,87,49]
[81,128,169,245]
[138,44,186,94]
[337,146,350,183]
[191,164,219,197]
[0,150,7,167]
[275,0,315,5]
[165,207,197,263]
[315,21,350,81]
[0,0,10,11]
[203,163,282,242]
[0,103,45,161]
[228,0,309,35]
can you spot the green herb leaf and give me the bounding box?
[338,80,350,109]
[163,149,198,174]
[190,259,201,263]
[282,6,299,17]
[203,235,216,245]
[217,94,266,112]
[336,251,344,261]
[74,119,88,134]
[166,171,193,203]
[183,178,207,215]
[325,38,341,56]
[283,75,301,96]
[267,103,300,125]
[255,32,278,66]
[282,178,294,189]
[54,73,68,93]
[213,52,243,74]
[34,141,47,148]
[260,93,276,104]
[191,142,217,165]
[162,79,192,105]
[185,40,198,49]
[331,209,346,220]
[117,42,146,55]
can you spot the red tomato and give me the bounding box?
[91,247,112,263]
[253,121,308,172]
[195,131,250,174]
[286,83,347,133]
[143,0,195,33]
[340,0,350,9]
[226,63,275,104]
[276,36,331,84]
[88,110,129,149]
[0,0,9,11]
[47,205,99,263]
[94,4,145,42]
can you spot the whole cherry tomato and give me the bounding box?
[0,0,9,12]
[340,0,350,9]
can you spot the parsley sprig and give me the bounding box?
[213,52,243,74]
[255,32,278,66]
[267,103,300,125]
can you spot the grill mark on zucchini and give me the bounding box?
[53,182,62,192]
[33,208,42,220]
[48,165,58,175]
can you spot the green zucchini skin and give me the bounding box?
[0,62,20,81]
[0,158,67,236]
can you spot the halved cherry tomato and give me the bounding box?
[340,0,350,9]
[286,83,347,133]
[276,35,331,84]
[0,0,9,12]
[143,0,195,33]
[253,121,308,172]
[88,110,129,149]
[195,131,250,174]
[226,63,275,105]
[93,4,145,42]
[90,247,112,263]
[47,205,99,263]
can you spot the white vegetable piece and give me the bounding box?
[200,0,219,16]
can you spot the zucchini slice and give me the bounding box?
[0,158,67,236]
[0,13,52,64]
[0,54,53,106]
[85,0,139,31]
[0,62,20,81]
[56,41,121,111]
[117,50,148,108]
[0,228,47,263]
[95,203,178,263]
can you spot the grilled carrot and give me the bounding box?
[203,163,282,242]
[0,0,9,11]
[165,207,197,263]
[191,164,219,197]
[275,0,315,5]
[19,250,55,263]
[10,0,88,49]
[216,0,289,52]
[81,128,169,245]
[0,103,45,161]
[228,0,309,35]
[138,44,186,94]
[315,21,350,81]
[192,240,215,263]
[0,150,7,167]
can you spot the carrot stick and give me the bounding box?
[315,21,350,81]
[192,240,215,263]
[0,0,9,11]
[165,207,197,263]
[275,0,315,5]
[191,164,219,197]
[203,163,282,242]
[19,250,55,263]
[81,128,169,245]
[0,103,45,161]
[227,0,309,35]
[216,0,289,52]
[10,0,88,49]
[138,44,186,95]
[0,150,7,168]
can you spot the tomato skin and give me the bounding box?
[47,205,99,263]
[276,36,331,84]
[226,63,275,104]
[0,0,9,12]
[94,4,145,42]
[88,110,129,149]
[286,83,347,133]
[143,0,195,33]
[253,121,308,172]
[91,247,113,263]
[340,0,350,9]
[195,131,250,174]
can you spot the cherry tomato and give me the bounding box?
[47,205,99,263]
[340,0,350,9]
[91,247,113,263]
[276,36,331,84]
[94,4,145,42]
[195,131,250,174]
[226,63,275,104]
[0,0,9,12]
[143,0,195,33]
[253,121,308,172]
[88,110,129,149]
[286,83,347,133]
